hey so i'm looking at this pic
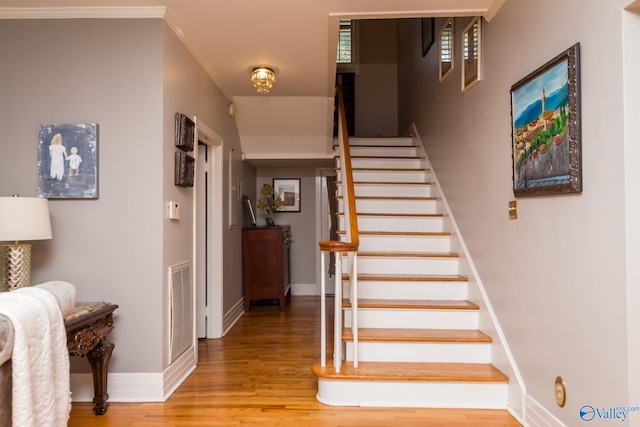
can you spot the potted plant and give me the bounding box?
[256,183,283,226]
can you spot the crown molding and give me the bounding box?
[0,6,166,19]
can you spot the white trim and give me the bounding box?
[70,344,196,402]
[222,298,245,336]
[292,283,318,296]
[524,394,567,427]
[0,6,166,19]
[194,118,225,339]
[410,123,526,419]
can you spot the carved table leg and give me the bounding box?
[87,339,115,415]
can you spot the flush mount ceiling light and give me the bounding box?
[251,67,275,94]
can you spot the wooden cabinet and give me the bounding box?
[242,226,291,311]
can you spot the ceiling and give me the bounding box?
[0,0,506,166]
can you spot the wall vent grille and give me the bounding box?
[170,261,193,363]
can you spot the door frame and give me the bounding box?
[194,117,224,338]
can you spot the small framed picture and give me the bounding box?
[175,151,195,187]
[175,113,195,152]
[273,178,301,212]
[421,18,435,57]
[462,17,482,92]
[37,123,99,199]
[242,195,257,227]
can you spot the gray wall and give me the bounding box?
[0,18,245,376]
[255,168,317,286]
[398,1,631,424]
[353,19,398,136]
[162,21,245,327]
[0,18,165,373]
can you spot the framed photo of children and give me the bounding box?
[273,178,301,212]
[37,123,99,199]
[510,43,582,197]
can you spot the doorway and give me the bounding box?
[195,118,224,338]
[316,168,337,295]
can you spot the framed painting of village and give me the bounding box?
[510,43,581,197]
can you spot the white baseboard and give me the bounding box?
[70,344,196,402]
[524,394,567,427]
[223,298,245,335]
[292,283,317,296]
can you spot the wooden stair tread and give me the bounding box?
[337,167,427,172]
[354,212,443,217]
[337,195,437,201]
[312,361,508,383]
[343,273,468,282]
[346,144,417,148]
[343,299,478,310]
[350,155,422,159]
[356,251,459,258]
[337,230,450,236]
[343,328,492,343]
[338,181,434,185]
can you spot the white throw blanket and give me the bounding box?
[0,285,72,427]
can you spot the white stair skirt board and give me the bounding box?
[345,341,491,363]
[344,279,468,300]
[343,256,459,276]
[340,215,444,232]
[316,379,508,409]
[355,234,451,252]
[343,308,478,330]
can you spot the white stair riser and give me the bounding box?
[344,308,478,330]
[338,198,438,214]
[343,256,459,275]
[345,341,491,363]
[349,146,420,157]
[343,279,468,300]
[338,183,434,198]
[338,158,424,169]
[353,234,451,252]
[339,216,444,232]
[316,379,508,409]
[339,170,429,183]
[346,138,415,147]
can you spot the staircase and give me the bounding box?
[313,136,509,408]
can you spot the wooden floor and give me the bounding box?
[69,296,522,426]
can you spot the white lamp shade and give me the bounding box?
[0,196,52,242]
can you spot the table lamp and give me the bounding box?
[0,194,52,291]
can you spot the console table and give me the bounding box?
[242,226,291,311]
[64,302,118,415]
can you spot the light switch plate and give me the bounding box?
[508,200,518,220]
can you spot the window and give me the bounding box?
[337,19,352,63]
[439,18,454,81]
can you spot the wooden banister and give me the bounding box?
[318,80,360,373]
